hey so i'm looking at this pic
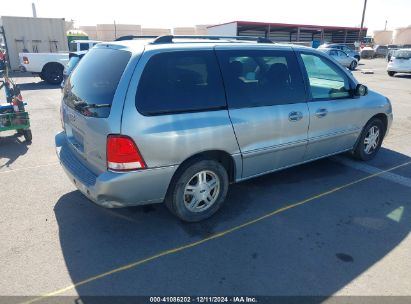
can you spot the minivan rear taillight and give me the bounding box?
[107,135,146,171]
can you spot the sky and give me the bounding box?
[1,0,410,33]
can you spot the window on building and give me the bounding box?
[79,43,90,51]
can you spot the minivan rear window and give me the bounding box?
[394,50,411,59]
[64,48,131,118]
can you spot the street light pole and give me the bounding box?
[358,0,368,43]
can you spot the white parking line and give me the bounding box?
[0,162,59,174]
[332,156,411,188]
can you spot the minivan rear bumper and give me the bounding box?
[55,132,177,208]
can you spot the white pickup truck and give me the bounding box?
[19,40,101,84]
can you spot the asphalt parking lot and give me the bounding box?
[1,58,411,301]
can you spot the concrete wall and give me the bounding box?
[79,26,98,40]
[173,27,196,35]
[393,27,411,45]
[1,16,68,70]
[77,24,211,41]
[373,30,393,45]
[96,24,142,41]
[195,25,210,35]
[141,28,171,36]
[207,22,237,36]
[173,25,213,36]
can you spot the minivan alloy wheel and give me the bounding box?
[364,126,380,155]
[183,170,220,212]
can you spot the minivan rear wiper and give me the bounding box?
[74,101,111,109]
[84,103,112,109]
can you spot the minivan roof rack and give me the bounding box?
[115,35,159,41]
[151,35,273,44]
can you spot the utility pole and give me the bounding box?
[32,2,37,18]
[114,20,117,40]
[384,20,387,31]
[358,0,368,42]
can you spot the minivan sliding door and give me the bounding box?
[216,47,309,179]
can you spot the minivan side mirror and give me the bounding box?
[353,84,368,97]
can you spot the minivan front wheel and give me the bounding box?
[166,160,229,222]
[352,118,385,161]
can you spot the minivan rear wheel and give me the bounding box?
[387,71,396,77]
[352,118,385,161]
[165,160,229,222]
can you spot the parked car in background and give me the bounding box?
[318,43,360,61]
[361,36,374,47]
[387,49,411,76]
[374,45,388,58]
[319,48,358,70]
[387,44,400,49]
[386,48,400,62]
[360,47,376,59]
[19,40,100,84]
[56,36,392,222]
[61,51,87,89]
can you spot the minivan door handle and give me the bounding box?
[315,108,328,118]
[288,111,303,122]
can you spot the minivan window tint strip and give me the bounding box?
[141,105,227,116]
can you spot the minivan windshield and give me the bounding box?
[64,48,131,118]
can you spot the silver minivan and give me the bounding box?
[56,36,393,222]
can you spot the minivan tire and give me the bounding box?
[387,71,396,77]
[165,159,229,222]
[352,118,385,161]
